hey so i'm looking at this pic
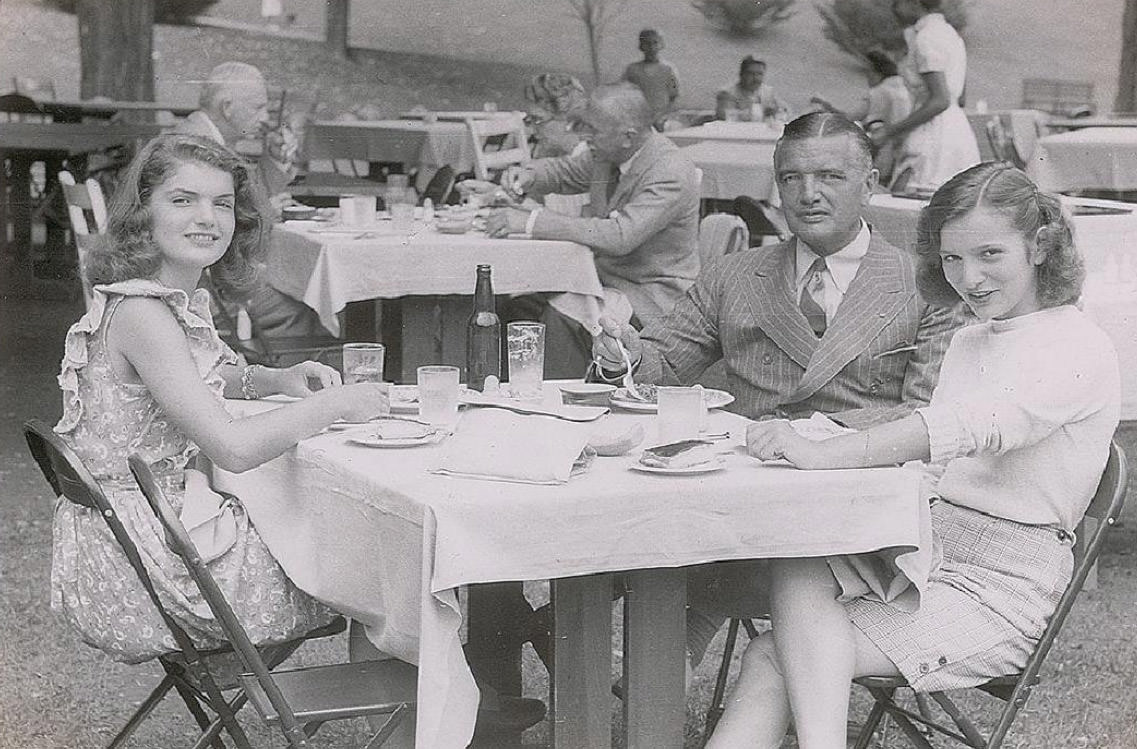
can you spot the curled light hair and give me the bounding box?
[915,162,1083,309]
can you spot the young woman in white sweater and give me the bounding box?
[707,162,1120,749]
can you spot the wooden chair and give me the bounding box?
[852,440,1129,749]
[128,454,418,749]
[58,170,107,309]
[466,114,531,182]
[208,293,344,370]
[698,213,750,264]
[22,420,347,749]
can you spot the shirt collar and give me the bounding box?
[795,220,871,294]
[913,12,945,32]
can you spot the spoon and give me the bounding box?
[616,339,646,401]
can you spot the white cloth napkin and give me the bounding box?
[180,468,238,563]
[548,286,634,336]
[431,407,594,484]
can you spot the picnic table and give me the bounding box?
[215,391,930,748]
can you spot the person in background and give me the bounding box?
[523,72,588,158]
[622,28,680,130]
[716,56,791,123]
[707,163,1118,749]
[872,0,980,191]
[811,50,912,183]
[486,83,700,376]
[173,61,331,339]
[590,113,965,672]
[50,134,387,665]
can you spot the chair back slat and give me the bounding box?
[58,170,106,310]
[128,454,310,741]
[467,114,531,181]
[698,213,750,264]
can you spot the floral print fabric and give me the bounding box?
[51,279,334,664]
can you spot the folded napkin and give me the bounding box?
[431,407,595,484]
[180,468,238,563]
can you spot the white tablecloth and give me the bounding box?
[868,193,1137,418]
[215,392,929,748]
[667,120,784,148]
[265,222,603,335]
[1028,127,1137,193]
[680,141,778,202]
[304,119,474,172]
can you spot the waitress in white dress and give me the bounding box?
[873,0,980,190]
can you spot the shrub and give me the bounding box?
[815,0,973,62]
[42,0,220,23]
[691,0,798,37]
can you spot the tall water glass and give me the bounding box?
[342,343,385,384]
[657,386,705,443]
[417,365,461,429]
[506,321,545,400]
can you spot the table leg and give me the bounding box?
[623,568,687,749]
[552,573,612,749]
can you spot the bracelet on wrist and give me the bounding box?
[241,364,264,400]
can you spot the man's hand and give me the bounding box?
[500,164,536,199]
[867,124,891,148]
[485,207,530,238]
[264,125,299,165]
[592,316,643,372]
[745,420,819,468]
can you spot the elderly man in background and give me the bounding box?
[486,83,700,376]
[591,112,966,668]
[716,56,791,123]
[174,61,330,339]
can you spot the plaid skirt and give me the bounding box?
[845,499,1073,692]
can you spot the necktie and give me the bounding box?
[799,257,828,338]
[589,162,621,217]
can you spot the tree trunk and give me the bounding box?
[77,0,154,101]
[326,0,350,59]
[1116,0,1137,113]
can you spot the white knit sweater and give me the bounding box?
[916,305,1120,531]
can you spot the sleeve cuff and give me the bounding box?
[525,208,542,236]
[915,406,966,464]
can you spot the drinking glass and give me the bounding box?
[342,343,385,384]
[657,386,705,443]
[390,201,416,232]
[417,365,461,429]
[506,321,545,400]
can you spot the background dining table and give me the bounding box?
[214,391,931,749]
[679,140,778,203]
[303,118,475,177]
[665,120,784,148]
[867,192,1137,420]
[1027,127,1137,195]
[265,219,604,380]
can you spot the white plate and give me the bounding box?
[347,432,445,448]
[628,458,726,475]
[558,383,617,397]
[610,387,735,412]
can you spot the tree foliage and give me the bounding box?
[691,0,798,37]
[815,0,972,62]
[44,0,219,23]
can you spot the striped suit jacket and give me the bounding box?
[636,232,966,429]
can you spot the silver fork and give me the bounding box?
[616,339,646,401]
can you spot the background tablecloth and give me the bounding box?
[266,222,603,335]
[1028,127,1137,193]
[214,397,928,748]
[667,120,783,148]
[680,141,778,202]
[305,119,474,172]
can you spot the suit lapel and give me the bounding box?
[788,234,913,403]
[609,133,662,210]
[743,240,819,369]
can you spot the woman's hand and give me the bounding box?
[334,382,391,423]
[746,420,822,469]
[268,361,342,398]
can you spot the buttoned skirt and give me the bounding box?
[845,499,1073,692]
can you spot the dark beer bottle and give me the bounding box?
[466,264,501,391]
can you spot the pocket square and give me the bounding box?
[873,344,918,359]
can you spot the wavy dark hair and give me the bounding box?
[85,133,269,295]
[916,162,1084,309]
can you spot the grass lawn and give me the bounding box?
[2,2,1137,746]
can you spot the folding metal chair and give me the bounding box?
[23,420,347,749]
[852,440,1129,749]
[129,454,417,749]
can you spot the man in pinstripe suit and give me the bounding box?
[592,111,967,667]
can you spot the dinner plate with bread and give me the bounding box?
[629,439,727,474]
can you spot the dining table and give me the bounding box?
[303,118,475,176]
[214,386,932,748]
[34,98,197,123]
[680,140,778,203]
[264,217,604,381]
[1027,127,1137,194]
[665,120,784,148]
[867,191,1137,419]
[399,109,522,122]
